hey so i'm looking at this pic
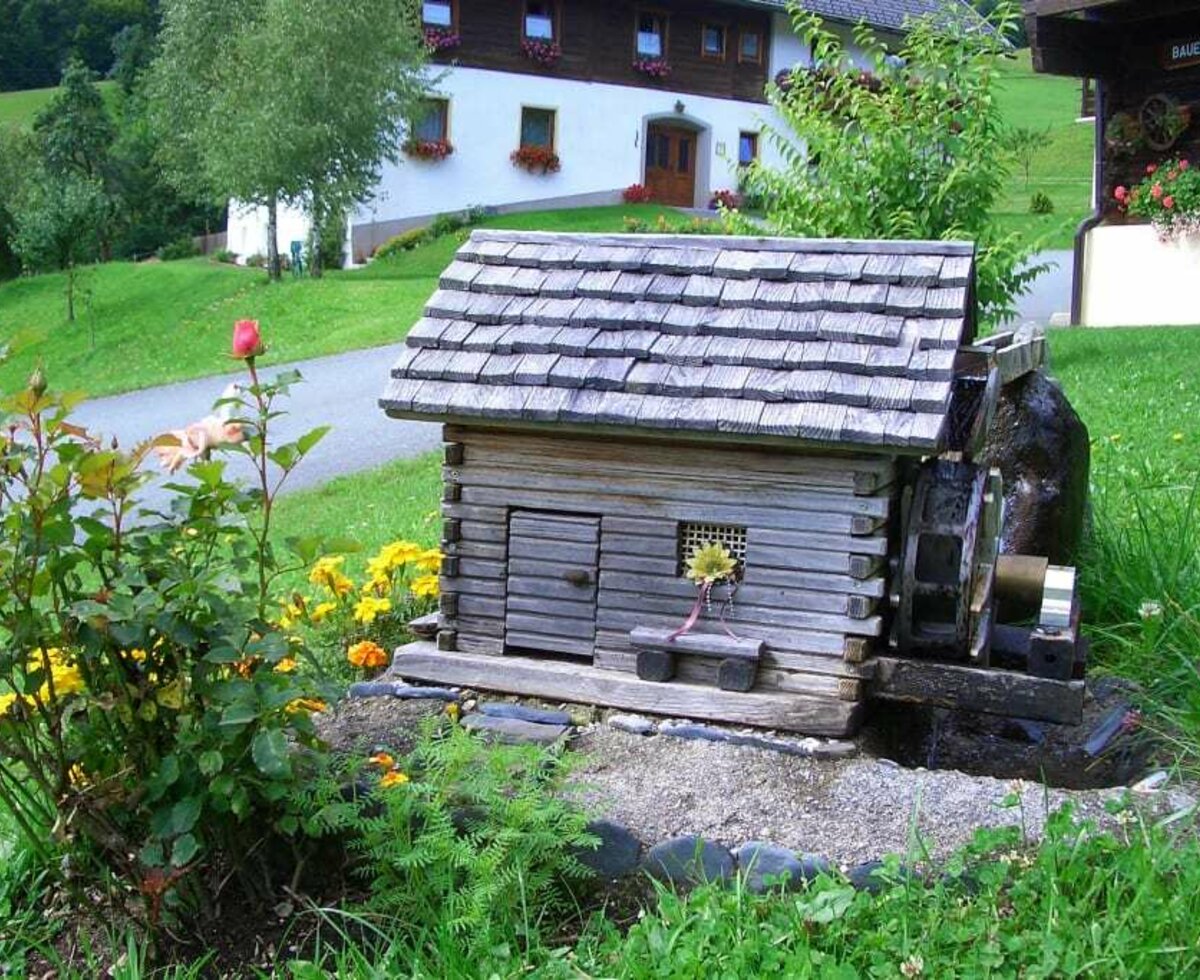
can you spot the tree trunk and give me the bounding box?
[266,196,281,282]
[66,263,76,322]
[309,218,323,279]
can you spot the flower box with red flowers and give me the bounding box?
[511,145,561,175]
[403,138,454,162]
[521,38,561,68]
[1120,157,1200,238]
[424,27,460,52]
[633,58,671,79]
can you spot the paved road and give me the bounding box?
[74,344,442,511]
[72,249,1073,510]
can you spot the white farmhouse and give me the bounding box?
[227,0,975,264]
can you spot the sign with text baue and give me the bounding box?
[1161,37,1200,70]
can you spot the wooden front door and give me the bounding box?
[505,511,600,659]
[645,124,698,207]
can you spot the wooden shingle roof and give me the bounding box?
[381,231,975,453]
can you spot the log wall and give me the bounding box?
[438,424,897,704]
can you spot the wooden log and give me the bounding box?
[630,626,764,661]
[389,643,864,736]
[868,656,1084,725]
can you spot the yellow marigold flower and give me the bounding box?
[285,697,327,715]
[368,751,396,769]
[379,770,410,789]
[0,692,18,715]
[353,595,392,626]
[414,548,443,574]
[411,574,440,599]
[347,640,389,669]
[444,702,460,723]
[310,556,353,597]
[156,680,185,710]
[37,663,85,702]
[309,601,338,624]
[275,657,298,674]
[379,541,422,569]
[127,648,148,663]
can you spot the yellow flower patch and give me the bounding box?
[411,574,440,599]
[353,595,392,626]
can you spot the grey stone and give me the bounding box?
[478,701,572,726]
[981,368,1090,565]
[847,860,918,894]
[461,712,569,746]
[408,612,440,639]
[348,681,459,701]
[658,722,858,760]
[1084,702,1132,757]
[643,835,735,887]
[577,819,642,878]
[1131,770,1169,794]
[734,842,828,893]
[609,713,657,736]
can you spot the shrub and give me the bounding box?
[511,145,561,174]
[709,189,742,211]
[245,252,267,268]
[623,183,653,203]
[157,236,201,261]
[374,227,429,259]
[0,323,336,926]
[741,0,1040,326]
[428,212,466,237]
[1029,191,1055,214]
[1124,157,1200,238]
[213,248,237,264]
[302,720,595,957]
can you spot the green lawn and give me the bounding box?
[0,81,118,129]
[0,204,675,398]
[993,50,1094,250]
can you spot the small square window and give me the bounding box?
[636,12,666,59]
[413,99,449,142]
[701,24,725,59]
[738,131,759,166]
[739,28,763,64]
[524,0,555,40]
[423,0,453,28]
[520,106,555,149]
[678,523,748,578]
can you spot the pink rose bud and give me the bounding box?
[1114,186,1128,200]
[1147,163,1159,175]
[1165,195,1175,209]
[1152,183,1164,200]
[1181,160,1191,171]
[232,319,264,359]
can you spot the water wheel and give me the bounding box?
[1140,93,1190,152]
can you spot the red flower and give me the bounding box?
[232,319,264,359]
[1151,183,1164,200]
[1114,185,1128,201]
[1147,163,1159,175]
[1164,195,1175,209]
[1182,159,1191,171]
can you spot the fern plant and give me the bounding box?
[301,719,596,957]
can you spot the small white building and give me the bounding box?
[228,0,971,264]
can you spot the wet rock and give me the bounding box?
[461,713,569,746]
[1131,770,1169,794]
[348,681,458,701]
[1084,702,1132,757]
[577,819,642,878]
[609,713,657,736]
[847,860,917,894]
[733,842,828,893]
[981,368,1090,564]
[479,701,572,726]
[643,835,734,887]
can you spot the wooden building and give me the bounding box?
[1026,0,1200,326]
[380,230,1085,737]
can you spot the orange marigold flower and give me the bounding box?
[285,697,327,715]
[368,751,396,769]
[379,770,410,789]
[347,640,389,669]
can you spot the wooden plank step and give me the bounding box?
[388,642,864,736]
[630,626,764,661]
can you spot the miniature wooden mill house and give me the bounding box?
[381,231,1085,737]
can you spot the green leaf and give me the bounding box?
[171,796,203,836]
[220,701,258,727]
[198,751,224,777]
[252,729,292,778]
[210,774,235,798]
[171,833,199,868]
[139,840,165,868]
[296,425,330,456]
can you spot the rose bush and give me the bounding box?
[0,321,343,927]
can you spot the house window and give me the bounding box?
[645,130,670,169]
[678,522,748,577]
[739,27,763,64]
[636,11,667,59]
[738,131,759,166]
[701,23,726,59]
[413,99,449,142]
[524,0,556,40]
[423,0,454,28]
[520,106,556,149]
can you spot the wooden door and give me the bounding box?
[645,124,697,207]
[505,511,600,659]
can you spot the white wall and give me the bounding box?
[1082,224,1200,327]
[227,201,311,262]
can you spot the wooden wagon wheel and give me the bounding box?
[1140,93,1190,152]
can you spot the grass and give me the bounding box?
[0,81,118,129]
[0,204,675,398]
[993,50,1094,250]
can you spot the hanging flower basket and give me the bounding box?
[403,138,454,162]
[424,27,460,52]
[633,58,671,79]
[511,145,561,174]
[521,38,561,68]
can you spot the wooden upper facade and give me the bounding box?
[422,0,775,103]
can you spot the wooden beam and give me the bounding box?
[389,642,864,736]
[1027,14,1122,78]
[868,656,1084,725]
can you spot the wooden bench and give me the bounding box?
[630,627,765,693]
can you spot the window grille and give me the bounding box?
[677,522,747,576]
